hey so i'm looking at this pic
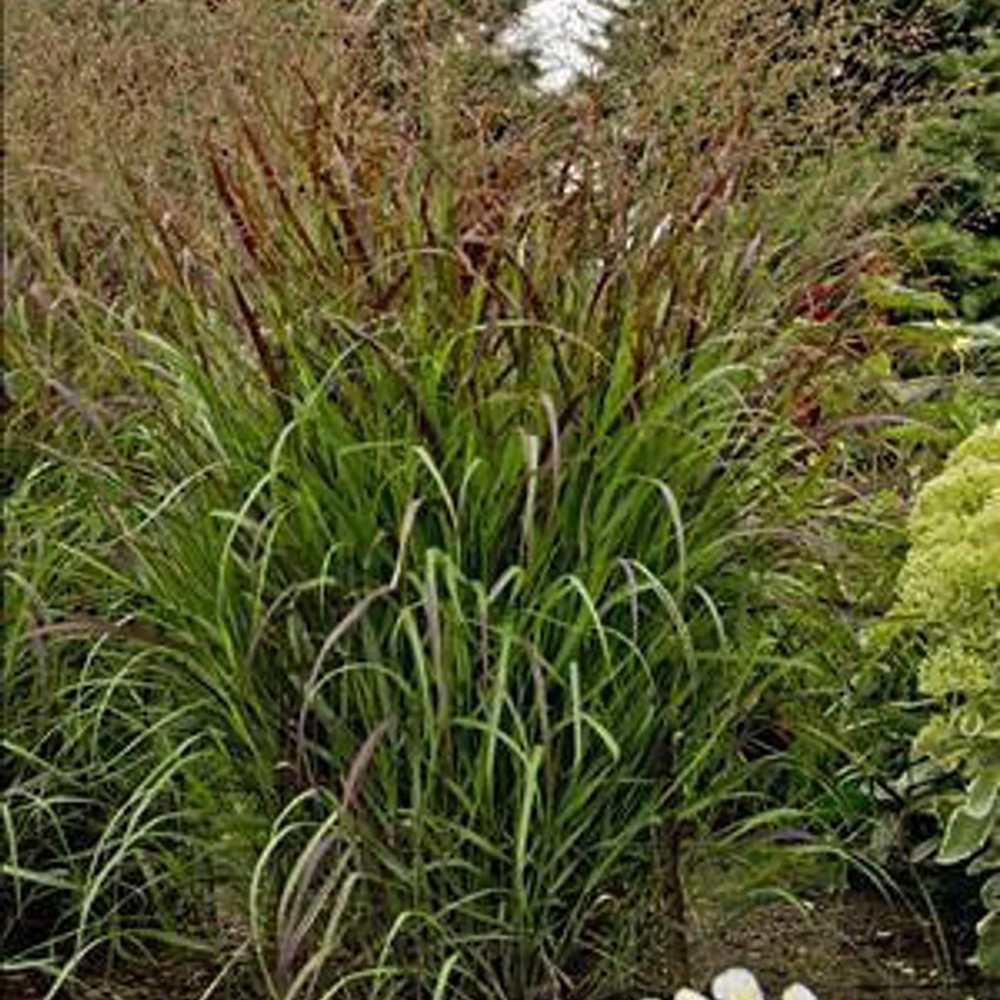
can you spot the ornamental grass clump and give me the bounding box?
[97,309,788,999]
[874,420,1000,974]
[2,51,824,988]
[1,63,797,996]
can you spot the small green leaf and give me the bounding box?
[910,837,940,865]
[863,276,954,318]
[968,766,1000,819]
[982,873,1000,913]
[937,805,994,865]
[977,911,1000,976]
[968,837,1000,875]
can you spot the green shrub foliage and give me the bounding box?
[882,420,1000,974]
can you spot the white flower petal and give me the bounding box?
[711,968,764,1000]
[674,990,709,1000]
[782,985,819,1000]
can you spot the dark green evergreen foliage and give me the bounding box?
[874,2,1000,322]
[905,99,1000,323]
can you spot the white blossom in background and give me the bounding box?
[497,0,616,91]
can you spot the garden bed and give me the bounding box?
[6,885,989,1000]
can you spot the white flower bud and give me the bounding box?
[712,968,764,1000]
[782,986,819,1000]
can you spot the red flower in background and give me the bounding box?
[796,280,847,323]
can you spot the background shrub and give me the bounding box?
[871,421,1000,974]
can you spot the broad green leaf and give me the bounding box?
[938,805,994,865]
[968,766,1000,819]
[977,911,1000,976]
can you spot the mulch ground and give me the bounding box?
[684,888,998,1000]
[5,887,998,999]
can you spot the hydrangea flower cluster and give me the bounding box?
[672,966,818,1000]
[868,420,1000,973]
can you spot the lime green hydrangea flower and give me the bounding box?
[886,422,1000,758]
[878,421,1000,975]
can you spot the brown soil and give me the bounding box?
[4,889,997,1000]
[683,888,998,1000]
